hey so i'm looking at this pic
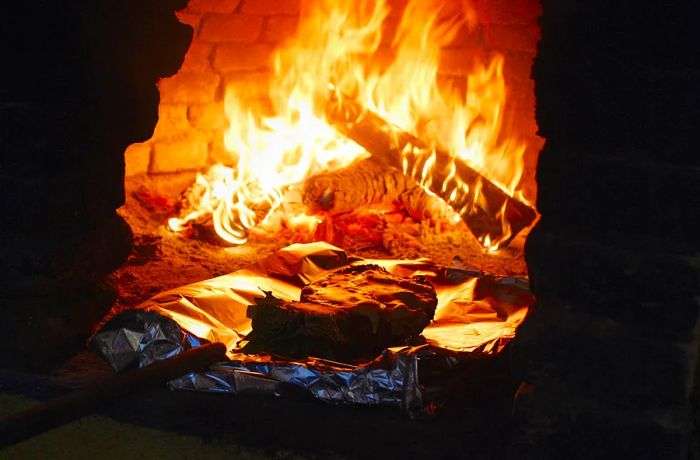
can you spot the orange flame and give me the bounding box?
[169,0,527,250]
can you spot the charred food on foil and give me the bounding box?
[244,265,438,360]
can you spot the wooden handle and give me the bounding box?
[0,342,227,448]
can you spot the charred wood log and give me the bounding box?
[324,90,537,248]
[303,158,453,222]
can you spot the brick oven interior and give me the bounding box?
[1,0,698,458]
[114,0,543,315]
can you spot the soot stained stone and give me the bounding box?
[0,1,192,368]
[512,0,700,457]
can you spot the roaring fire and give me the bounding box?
[169,0,527,249]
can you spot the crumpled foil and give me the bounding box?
[93,242,532,415]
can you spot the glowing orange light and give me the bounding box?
[169,0,527,251]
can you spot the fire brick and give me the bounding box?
[175,11,201,28]
[447,24,488,49]
[240,0,300,15]
[151,133,209,173]
[157,72,220,103]
[185,0,242,14]
[124,142,151,176]
[179,42,213,73]
[152,104,191,139]
[199,13,263,44]
[222,72,271,104]
[264,16,299,43]
[213,43,272,72]
[486,24,540,53]
[478,0,541,25]
[188,102,227,131]
[502,52,537,84]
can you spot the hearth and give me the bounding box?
[1,0,698,458]
[92,0,541,427]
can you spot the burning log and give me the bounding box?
[303,158,454,222]
[324,90,537,248]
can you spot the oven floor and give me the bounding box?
[0,350,515,459]
[112,176,529,315]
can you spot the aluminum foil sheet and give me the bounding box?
[93,242,532,415]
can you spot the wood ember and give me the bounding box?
[324,90,537,247]
[244,265,438,360]
[303,158,463,254]
[312,204,452,255]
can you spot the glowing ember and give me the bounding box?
[169,0,529,250]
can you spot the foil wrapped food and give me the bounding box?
[93,242,532,415]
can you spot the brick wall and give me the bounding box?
[125,0,542,201]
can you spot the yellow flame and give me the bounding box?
[169,0,527,249]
